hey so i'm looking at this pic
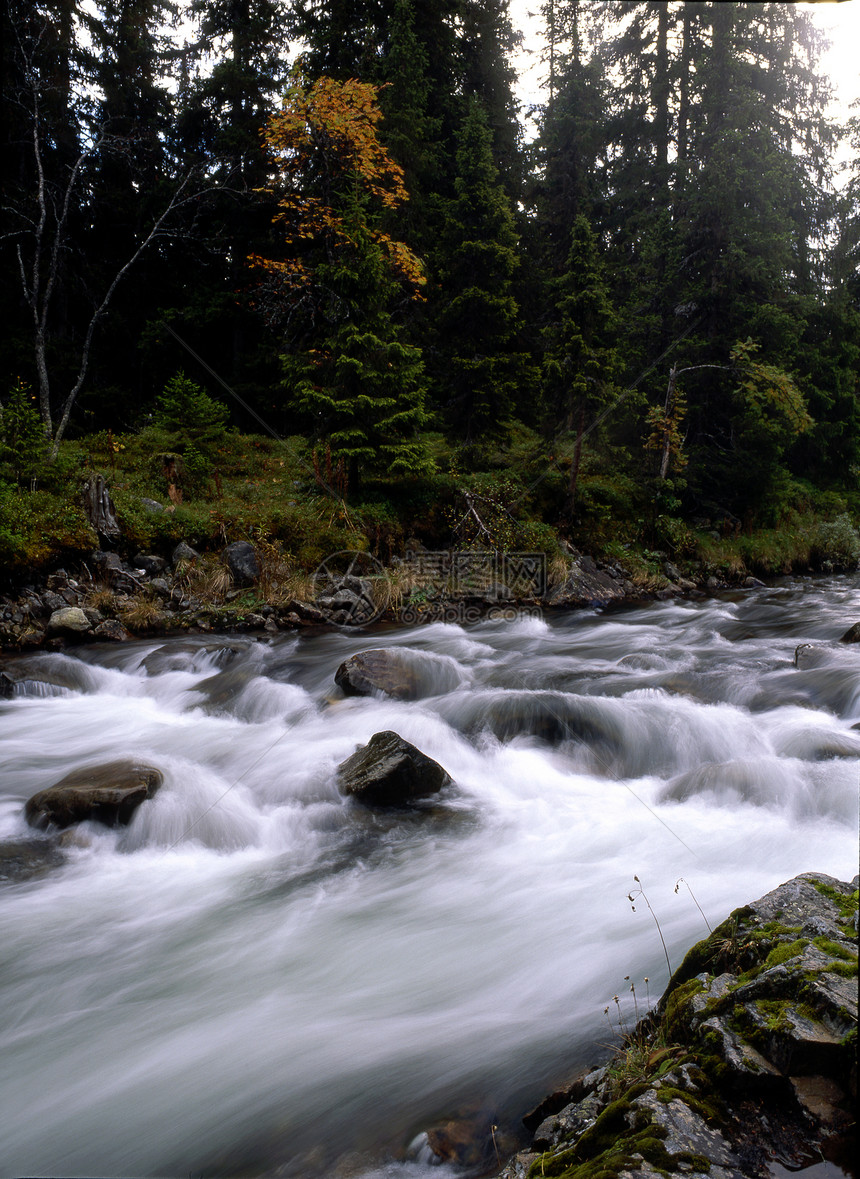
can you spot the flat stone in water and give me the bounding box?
[25,759,163,830]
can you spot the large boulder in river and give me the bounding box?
[336,649,419,699]
[25,760,163,830]
[334,648,462,700]
[336,730,452,806]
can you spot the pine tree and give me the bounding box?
[535,0,607,269]
[434,95,535,450]
[542,214,619,433]
[459,0,523,197]
[163,0,289,410]
[541,214,620,514]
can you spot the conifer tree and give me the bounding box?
[253,71,430,495]
[542,214,620,512]
[434,96,535,450]
[542,214,618,433]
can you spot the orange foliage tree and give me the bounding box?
[251,68,430,493]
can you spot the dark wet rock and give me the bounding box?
[286,599,330,625]
[224,540,260,585]
[744,576,766,588]
[25,760,163,830]
[499,872,858,1179]
[41,590,67,613]
[46,606,92,636]
[133,553,167,576]
[335,649,421,700]
[315,575,377,625]
[421,1112,514,1171]
[93,619,132,642]
[172,540,200,564]
[546,554,633,608]
[92,549,123,574]
[840,622,860,643]
[337,730,452,806]
[1,671,15,698]
[0,837,66,883]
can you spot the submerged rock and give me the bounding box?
[336,649,421,699]
[0,837,65,883]
[336,730,452,806]
[25,759,163,830]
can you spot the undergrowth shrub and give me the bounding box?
[812,513,860,571]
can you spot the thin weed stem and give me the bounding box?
[675,876,713,933]
[628,875,672,977]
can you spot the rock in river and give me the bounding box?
[335,648,462,700]
[336,730,452,806]
[25,759,163,830]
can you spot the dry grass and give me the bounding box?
[547,552,570,590]
[119,594,167,632]
[85,587,119,616]
[254,536,317,605]
[177,557,232,603]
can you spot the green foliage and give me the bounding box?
[812,513,860,572]
[434,95,536,442]
[0,380,47,484]
[0,483,95,574]
[152,372,229,442]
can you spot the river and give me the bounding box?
[1,577,858,1178]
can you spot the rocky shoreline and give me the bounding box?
[495,872,858,1179]
[0,539,769,655]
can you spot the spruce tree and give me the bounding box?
[434,95,535,450]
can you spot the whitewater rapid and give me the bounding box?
[1,577,858,1177]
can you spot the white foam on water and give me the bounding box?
[1,576,857,1178]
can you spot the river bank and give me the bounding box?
[0,538,773,655]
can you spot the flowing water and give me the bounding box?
[1,577,858,1178]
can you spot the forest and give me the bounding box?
[2,0,859,582]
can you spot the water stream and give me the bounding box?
[1,577,858,1178]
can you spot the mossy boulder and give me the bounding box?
[500,873,858,1179]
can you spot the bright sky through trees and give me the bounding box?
[508,0,860,124]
